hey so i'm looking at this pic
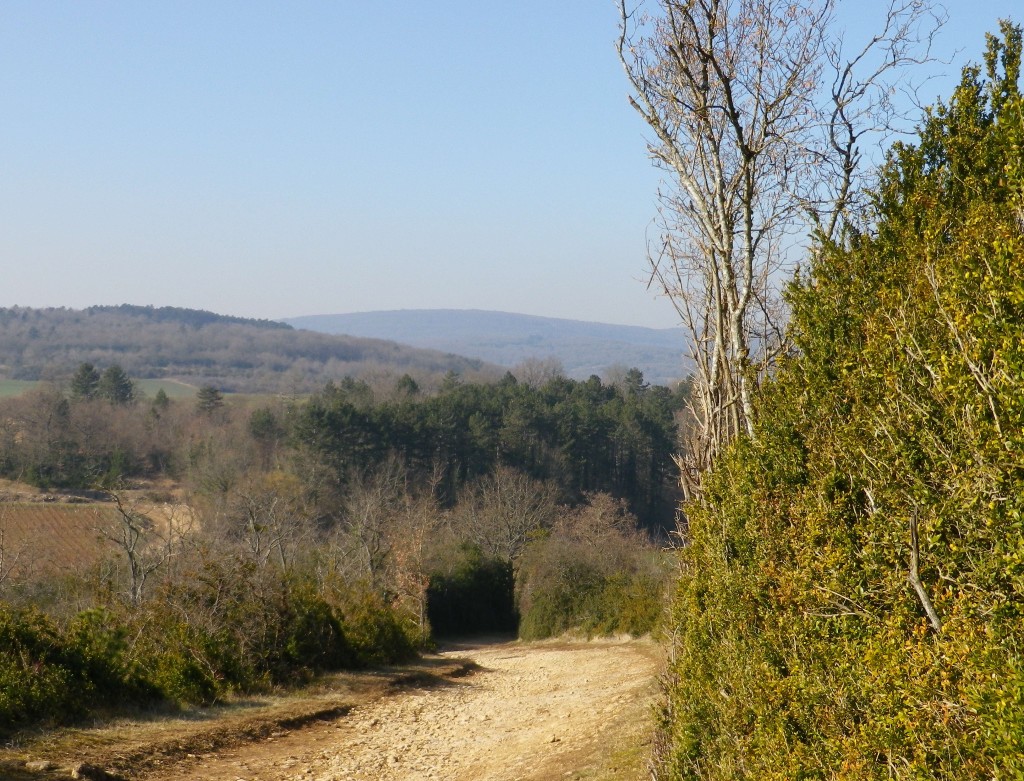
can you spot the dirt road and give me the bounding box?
[146,638,660,781]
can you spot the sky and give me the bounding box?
[0,2,1019,329]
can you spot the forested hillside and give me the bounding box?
[657,24,1024,779]
[0,305,494,393]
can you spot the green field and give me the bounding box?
[135,379,198,398]
[0,378,199,399]
[0,380,38,398]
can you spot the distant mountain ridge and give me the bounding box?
[284,309,689,386]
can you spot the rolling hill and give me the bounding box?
[0,305,497,394]
[283,310,690,386]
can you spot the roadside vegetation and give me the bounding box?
[0,363,679,736]
[652,22,1024,780]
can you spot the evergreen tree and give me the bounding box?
[195,385,224,414]
[152,387,170,412]
[394,373,420,397]
[69,362,100,400]
[97,364,135,405]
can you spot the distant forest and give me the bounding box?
[0,305,496,393]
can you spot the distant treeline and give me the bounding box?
[85,304,292,329]
[0,305,494,393]
[0,366,684,526]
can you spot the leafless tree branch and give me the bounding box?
[618,0,945,501]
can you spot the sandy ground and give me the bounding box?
[148,638,661,781]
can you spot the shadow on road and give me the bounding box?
[434,633,518,653]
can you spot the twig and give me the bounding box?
[908,510,942,634]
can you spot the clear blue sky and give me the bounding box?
[0,2,1018,329]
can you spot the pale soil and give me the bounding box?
[2,637,662,781]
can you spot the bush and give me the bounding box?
[142,558,349,693]
[0,538,428,733]
[337,589,418,666]
[283,587,354,671]
[145,637,218,706]
[516,494,669,640]
[518,558,665,641]
[66,608,159,704]
[0,607,97,734]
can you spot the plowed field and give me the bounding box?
[0,502,122,577]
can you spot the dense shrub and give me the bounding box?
[142,627,219,706]
[0,608,83,733]
[0,607,157,734]
[656,26,1024,779]
[0,553,421,734]
[517,494,669,640]
[518,550,667,640]
[66,608,158,703]
[283,585,355,671]
[140,555,416,697]
[334,589,418,666]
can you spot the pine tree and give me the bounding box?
[98,364,135,405]
[195,385,224,414]
[69,362,100,400]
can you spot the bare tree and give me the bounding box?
[330,459,408,590]
[99,489,184,606]
[617,0,944,499]
[390,490,445,638]
[512,357,565,389]
[457,466,559,573]
[0,505,32,590]
[229,470,313,573]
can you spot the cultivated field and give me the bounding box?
[0,378,199,399]
[0,380,38,398]
[0,502,123,578]
[0,491,191,580]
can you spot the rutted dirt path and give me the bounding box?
[150,638,660,781]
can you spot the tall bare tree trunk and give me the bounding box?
[618,0,944,502]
